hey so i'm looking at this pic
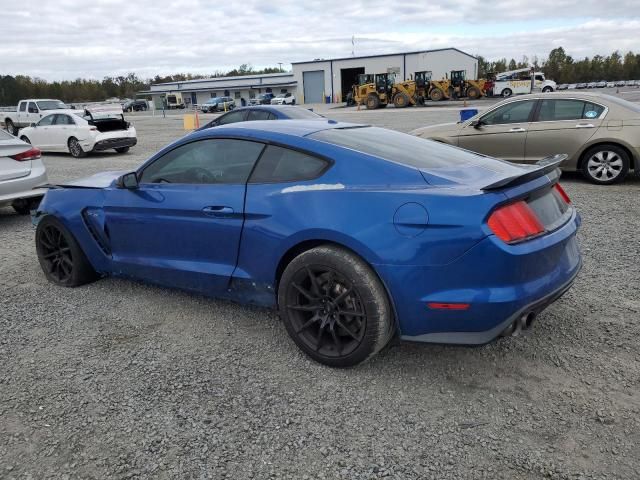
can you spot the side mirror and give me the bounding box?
[117,172,139,189]
[470,119,483,129]
[30,123,37,128]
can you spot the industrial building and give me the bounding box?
[143,72,297,109]
[142,47,477,106]
[292,48,478,103]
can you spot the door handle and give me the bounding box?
[575,123,594,128]
[202,206,234,217]
[509,127,526,132]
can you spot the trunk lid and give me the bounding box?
[0,135,32,181]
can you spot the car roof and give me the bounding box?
[199,119,362,138]
[497,92,617,102]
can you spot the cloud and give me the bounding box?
[1,0,638,80]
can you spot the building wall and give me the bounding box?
[292,49,478,104]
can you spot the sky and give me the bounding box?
[1,0,639,81]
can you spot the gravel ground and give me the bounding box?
[1,102,639,479]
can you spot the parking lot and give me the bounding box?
[1,101,639,479]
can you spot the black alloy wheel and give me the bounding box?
[285,265,366,358]
[37,223,74,284]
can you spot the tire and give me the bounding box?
[292,99,296,105]
[68,137,86,158]
[502,88,513,98]
[20,136,30,144]
[430,88,444,101]
[35,215,98,287]
[393,92,410,108]
[467,86,481,99]
[11,196,42,215]
[5,119,17,136]
[278,245,394,367]
[542,86,553,93]
[581,144,629,185]
[366,94,380,110]
[416,95,425,106]
[115,147,130,153]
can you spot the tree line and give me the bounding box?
[478,47,640,84]
[0,64,285,106]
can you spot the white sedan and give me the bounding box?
[270,93,296,105]
[18,104,137,158]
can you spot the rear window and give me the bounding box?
[310,126,516,170]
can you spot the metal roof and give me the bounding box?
[291,47,477,65]
[151,72,294,88]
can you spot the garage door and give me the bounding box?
[303,70,325,104]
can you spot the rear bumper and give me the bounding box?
[92,137,137,151]
[0,160,48,206]
[378,209,582,344]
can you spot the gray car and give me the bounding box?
[0,130,48,214]
[411,92,640,185]
[200,97,236,113]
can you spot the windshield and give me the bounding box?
[207,98,219,103]
[258,94,268,99]
[310,126,518,172]
[37,100,68,110]
[276,94,286,98]
[283,108,322,119]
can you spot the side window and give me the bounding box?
[535,75,544,82]
[53,114,75,125]
[140,139,264,185]
[37,115,55,126]
[250,145,329,183]
[481,100,535,125]
[246,110,273,121]
[537,99,605,122]
[218,110,245,125]
[19,102,27,112]
[28,102,38,113]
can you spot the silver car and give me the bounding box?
[0,130,48,214]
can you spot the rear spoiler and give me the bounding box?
[481,154,567,191]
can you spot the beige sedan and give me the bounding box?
[411,92,640,184]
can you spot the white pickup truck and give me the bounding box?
[2,99,78,136]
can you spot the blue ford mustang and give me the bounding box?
[34,120,582,367]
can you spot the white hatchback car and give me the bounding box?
[0,130,48,214]
[18,104,137,158]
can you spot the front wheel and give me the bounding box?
[20,136,30,144]
[581,144,629,185]
[35,215,98,287]
[279,246,394,367]
[68,137,86,158]
[291,99,296,105]
[115,147,130,153]
[542,86,553,93]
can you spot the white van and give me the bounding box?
[493,68,556,98]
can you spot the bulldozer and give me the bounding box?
[351,73,420,109]
[428,70,486,101]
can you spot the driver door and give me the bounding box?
[103,138,265,294]
[457,99,537,162]
[32,114,57,150]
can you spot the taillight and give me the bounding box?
[11,147,41,162]
[488,201,544,243]
[554,183,571,204]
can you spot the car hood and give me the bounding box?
[49,170,125,189]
